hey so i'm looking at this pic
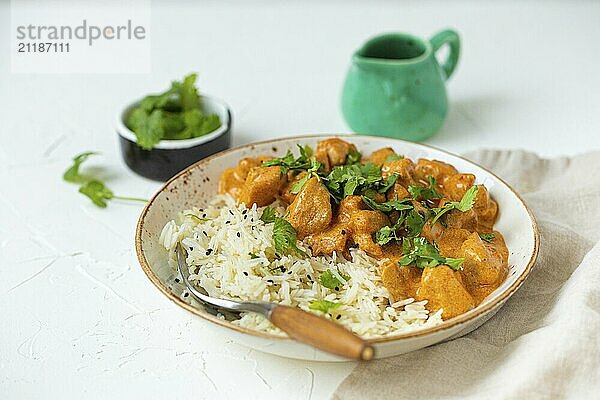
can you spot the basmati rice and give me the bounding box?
[159,194,443,338]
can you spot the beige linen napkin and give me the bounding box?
[334,150,600,400]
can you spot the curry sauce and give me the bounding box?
[218,139,508,319]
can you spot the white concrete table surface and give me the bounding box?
[1,1,599,399]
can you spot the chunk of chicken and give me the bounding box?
[337,195,366,223]
[459,232,508,301]
[348,210,389,257]
[239,166,285,207]
[314,138,357,172]
[474,186,498,231]
[381,261,422,301]
[386,183,411,202]
[441,173,498,231]
[414,159,458,185]
[416,266,475,319]
[305,223,349,256]
[381,158,416,187]
[442,173,475,201]
[219,156,272,198]
[444,208,479,232]
[413,202,444,242]
[436,228,472,259]
[285,177,332,238]
[363,147,397,166]
[279,171,306,205]
[420,219,445,243]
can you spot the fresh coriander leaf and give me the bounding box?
[430,186,479,226]
[479,232,496,243]
[290,173,311,195]
[273,217,306,256]
[404,210,426,237]
[290,158,322,194]
[309,299,343,313]
[63,151,98,183]
[408,175,444,201]
[343,176,361,197]
[78,180,114,208]
[402,237,412,254]
[65,152,147,208]
[130,109,167,150]
[385,153,404,162]
[171,73,201,111]
[298,144,313,160]
[180,109,221,138]
[361,195,413,213]
[375,215,406,245]
[248,252,260,259]
[323,165,366,200]
[399,237,464,271]
[445,258,465,270]
[262,145,314,175]
[158,111,187,139]
[319,269,350,289]
[137,88,177,113]
[263,150,294,173]
[260,206,277,223]
[378,173,399,193]
[125,73,222,150]
[346,148,362,165]
[375,225,396,245]
[456,185,479,211]
[360,163,382,185]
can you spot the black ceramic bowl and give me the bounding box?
[116,96,232,181]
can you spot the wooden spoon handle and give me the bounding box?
[269,305,374,361]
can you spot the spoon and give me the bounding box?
[176,245,374,361]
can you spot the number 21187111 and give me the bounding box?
[17,42,70,53]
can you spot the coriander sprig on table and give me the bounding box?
[63,152,148,208]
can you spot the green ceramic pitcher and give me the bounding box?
[341,29,460,141]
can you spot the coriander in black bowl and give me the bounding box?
[116,73,232,181]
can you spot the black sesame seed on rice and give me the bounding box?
[183,292,189,298]
[229,210,234,216]
[335,286,340,291]
[236,232,241,238]
[336,314,341,320]
[341,229,346,235]
[243,271,248,276]
[205,249,213,255]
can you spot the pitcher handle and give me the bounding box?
[429,29,460,80]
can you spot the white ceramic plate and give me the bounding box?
[135,135,539,361]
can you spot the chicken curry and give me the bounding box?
[218,139,509,319]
